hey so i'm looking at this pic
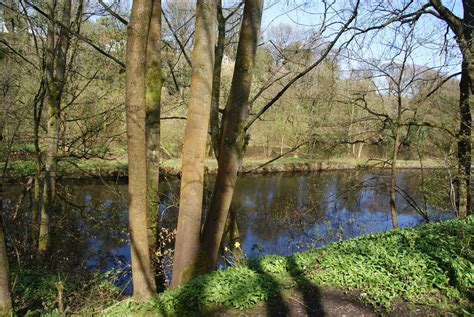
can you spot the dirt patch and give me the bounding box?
[211,287,373,317]
[211,287,449,317]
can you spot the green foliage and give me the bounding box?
[12,269,70,312]
[104,217,473,315]
[13,268,121,314]
[4,160,36,175]
[308,217,473,309]
[0,143,37,155]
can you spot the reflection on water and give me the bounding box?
[3,169,455,289]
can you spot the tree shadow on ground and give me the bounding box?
[285,255,325,316]
[244,255,326,317]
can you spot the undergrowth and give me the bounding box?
[12,268,122,315]
[102,216,473,316]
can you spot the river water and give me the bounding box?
[3,169,455,289]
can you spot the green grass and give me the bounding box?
[0,143,37,155]
[2,159,128,177]
[102,216,473,316]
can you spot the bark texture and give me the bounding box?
[457,0,473,217]
[200,0,264,271]
[430,0,473,217]
[126,0,156,300]
[146,0,162,253]
[145,0,166,290]
[389,125,400,229]
[0,216,12,315]
[457,64,471,217]
[32,81,45,249]
[39,0,71,253]
[209,0,226,159]
[171,0,217,289]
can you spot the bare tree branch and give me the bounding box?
[245,0,360,131]
[21,1,126,70]
[162,8,192,67]
[98,0,128,25]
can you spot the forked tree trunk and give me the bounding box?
[171,0,217,289]
[145,0,166,290]
[126,0,156,300]
[0,215,11,315]
[39,0,71,254]
[200,0,264,271]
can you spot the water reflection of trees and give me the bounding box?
[225,169,455,256]
[50,180,129,271]
[2,169,455,275]
[232,174,327,242]
[2,179,130,274]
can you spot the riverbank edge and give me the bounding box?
[98,216,473,316]
[4,158,447,181]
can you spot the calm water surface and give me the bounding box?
[4,169,455,289]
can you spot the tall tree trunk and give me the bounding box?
[457,64,471,217]
[31,81,45,249]
[209,0,225,159]
[0,106,4,143]
[457,0,473,217]
[171,0,217,289]
[146,0,165,290]
[200,0,264,271]
[0,215,12,315]
[463,0,474,96]
[126,0,156,301]
[389,91,402,230]
[39,0,71,254]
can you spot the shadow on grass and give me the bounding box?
[286,255,325,316]
[247,255,325,317]
[149,218,473,316]
[250,259,290,316]
[155,256,326,316]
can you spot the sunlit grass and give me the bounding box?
[102,216,473,316]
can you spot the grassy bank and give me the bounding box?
[99,216,473,316]
[4,157,444,179]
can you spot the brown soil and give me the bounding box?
[211,287,449,317]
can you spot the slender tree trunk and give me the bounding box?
[389,97,401,229]
[126,0,156,301]
[457,64,471,217]
[462,0,474,96]
[0,215,12,315]
[146,0,166,290]
[457,0,473,217]
[200,0,264,271]
[210,0,225,159]
[227,208,242,261]
[0,107,4,143]
[357,142,364,159]
[171,0,217,289]
[389,129,400,229]
[39,0,71,254]
[31,81,45,249]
